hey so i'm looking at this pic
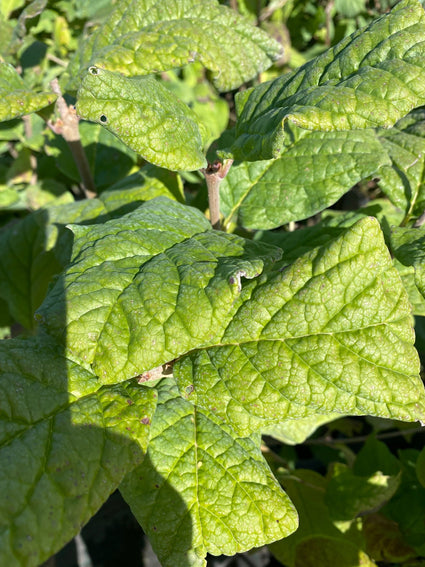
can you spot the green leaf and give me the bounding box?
[120,380,298,567]
[76,66,206,171]
[38,197,281,382]
[258,202,425,315]
[176,216,425,435]
[230,0,425,161]
[221,127,391,229]
[38,200,425,438]
[0,62,56,121]
[0,336,157,567]
[326,463,401,522]
[101,164,185,205]
[270,470,375,567]
[73,0,281,92]
[354,437,401,477]
[376,107,425,218]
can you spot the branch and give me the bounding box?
[49,79,97,198]
[201,159,233,230]
[305,425,425,446]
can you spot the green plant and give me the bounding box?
[1,1,425,566]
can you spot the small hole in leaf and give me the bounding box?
[99,114,108,124]
[89,66,99,75]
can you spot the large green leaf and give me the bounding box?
[38,197,281,382]
[175,216,425,434]
[71,0,281,92]
[220,127,390,229]
[120,380,297,567]
[0,337,157,567]
[0,62,56,121]
[230,0,425,161]
[38,199,425,437]
[76,66,206,171]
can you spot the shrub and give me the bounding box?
[1,1,425,566]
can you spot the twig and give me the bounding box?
[305,425,425,446]
[201,159,233,230]
[75,533,93,567]
[49,79,97,198]
[46,53,68,67]
[325,0,335,47]
[259,0,290,22]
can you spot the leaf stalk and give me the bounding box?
[49,79,97,198]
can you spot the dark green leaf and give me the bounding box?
[45,121,137,189]
[383,449,425,555]
[326,463,401,521]
[270,470,373,567]
[0,337,157,567]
